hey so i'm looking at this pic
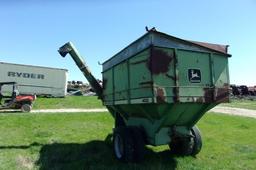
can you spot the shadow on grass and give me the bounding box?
[0,137,177,169]
[0,142,43,149]
[35,139,177,170]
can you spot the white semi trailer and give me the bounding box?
[0,62,68,97]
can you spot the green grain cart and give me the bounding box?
[58,29,230,162]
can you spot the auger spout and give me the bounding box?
[58,42,103,99]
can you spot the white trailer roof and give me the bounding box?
[0,61,68,72]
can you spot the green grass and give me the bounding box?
[221,98,256,110]
[33,96,104,109]
[0,112,255,170]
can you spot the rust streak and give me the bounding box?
[203,86,229,103]
[196,97,204,103]
[147,48,173,74]
[156,87,166,103]
[173,87,179,102]
[215,87,229,103]
[204,88,214,103]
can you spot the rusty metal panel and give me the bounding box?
[149,47,176,103]
[103,46,230,105]
[190,41,229,54]
[102,31,231,72]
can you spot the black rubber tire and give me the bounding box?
[21,104,32,112]
[169,137,193,156]
[104,133,113,146]
[191,125,202,156]
[129,127,145,162]
[113,127,134,162]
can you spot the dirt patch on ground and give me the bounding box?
[210,106,256,118]
[16,155,34,169]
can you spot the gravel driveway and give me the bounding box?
[210,106,256,118]
[1,106,255,118]
[31,108,107,113]
[33,106,256,118]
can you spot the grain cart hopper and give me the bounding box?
[58,29,231,162]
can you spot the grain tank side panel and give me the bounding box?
[212,54,229,103]
[150,47,176,103]
[103,69,114,105]
[128,49,153,102]
[103,48,154,106]
[213,54,229,86]
[113,62,129,104]
[177,50,212,103]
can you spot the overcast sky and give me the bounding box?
[1,0,256,85]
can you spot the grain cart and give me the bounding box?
[58,29,230,162]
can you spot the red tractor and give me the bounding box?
[0,82,36,112]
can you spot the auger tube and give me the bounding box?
[58,42,103,100]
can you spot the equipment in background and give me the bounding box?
[0,82,36,112]
[0,62,68,97]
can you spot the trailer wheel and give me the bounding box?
[169,137,193,156]
[130,127,145,162]
[191,125,202,156]
[113,127,134,162]
[21,104,32,112]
